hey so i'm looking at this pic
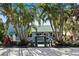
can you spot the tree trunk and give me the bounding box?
[49,19,54,32]
[59,7,64,42]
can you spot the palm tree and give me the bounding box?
[38,3,73,45]
[0,3,37,42]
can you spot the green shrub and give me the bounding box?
[0,22,4,42]
[17,39,34,47]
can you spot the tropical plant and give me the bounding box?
[0,19,4,42]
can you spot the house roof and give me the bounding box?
[32,25,53,32]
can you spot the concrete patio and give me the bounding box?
[0,48,79,56]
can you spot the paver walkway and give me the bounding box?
[0,48,79,56]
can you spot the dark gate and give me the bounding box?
[34,35,51,47]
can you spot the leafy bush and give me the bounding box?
[17,39,34,47]
[0,23,4,42]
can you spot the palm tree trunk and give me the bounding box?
[48,14,58,40]
[59,7,64,42]
[49,20,54,32]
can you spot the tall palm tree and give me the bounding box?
[0,3,37,41]
[38,3,73,45]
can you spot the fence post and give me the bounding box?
[44,36,47,47]
[35,36,37,47]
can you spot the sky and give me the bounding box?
[0,15,7,23]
